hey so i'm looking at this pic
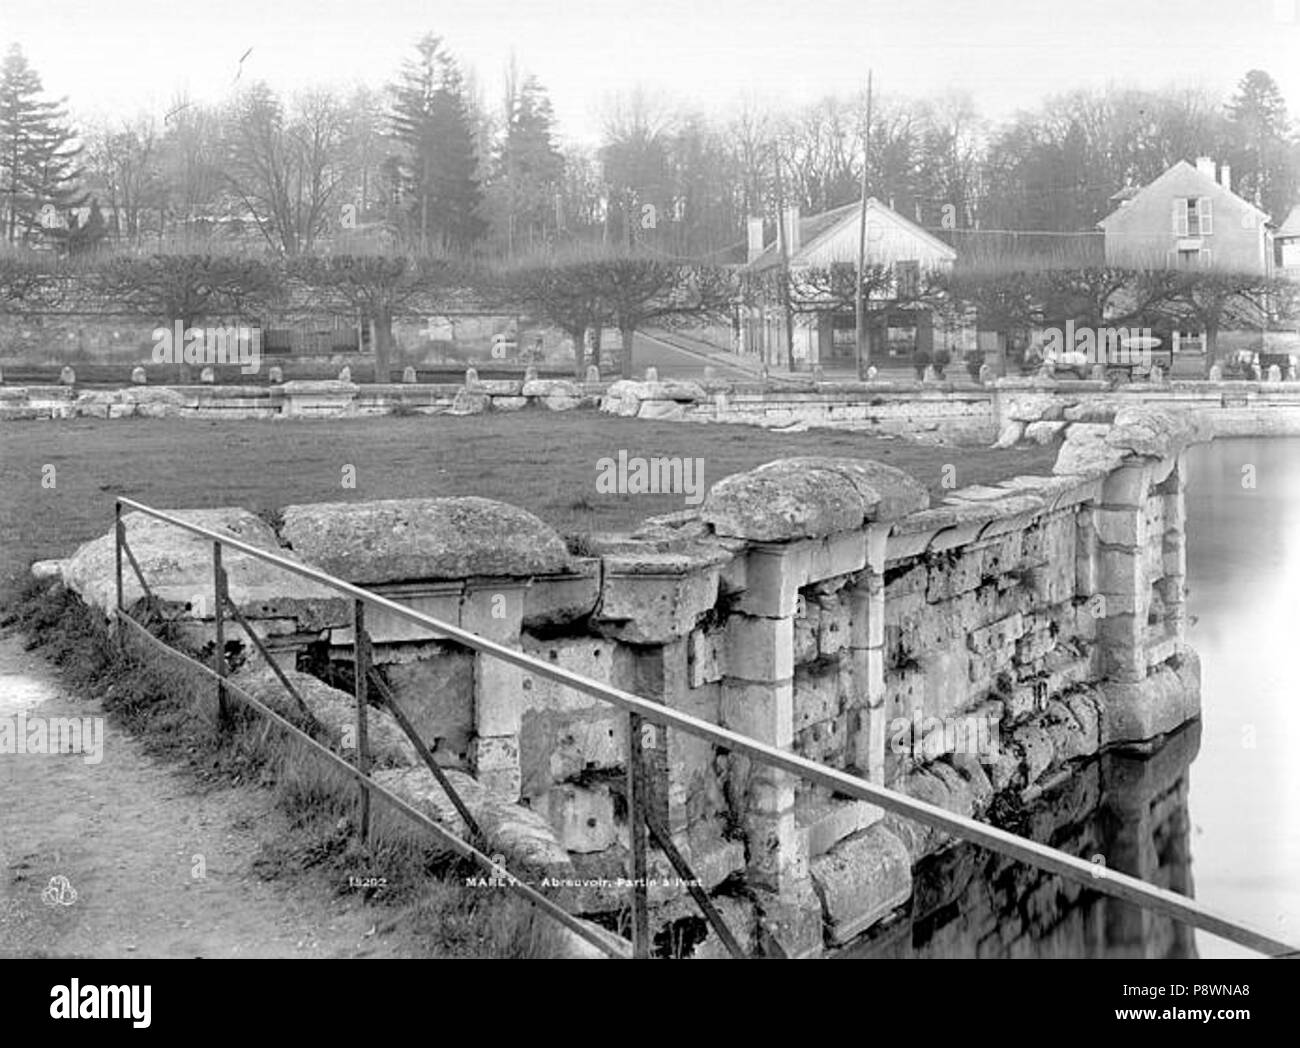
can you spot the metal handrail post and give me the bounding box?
[627,711,650,958]
[113,502,124,639]
[212,542,229,727]
[353,599,371,845]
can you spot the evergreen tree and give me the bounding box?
[493,73,564,256]
[1225,69,1297,220]
[388,34,486,254]
[0,44,85,244]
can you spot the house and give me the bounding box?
[738,198,958,369]
[1276,204,1300,280]
[1098,157,1274,274]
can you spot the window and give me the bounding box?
[1172,197,1214,237]
[1171,247,1212,269]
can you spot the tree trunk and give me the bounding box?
[620,326,635,379]
[372,312,393,384]
[1203,320,1219,378]
[570,326,586,380]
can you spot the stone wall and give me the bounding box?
[6,373,1300,447]
[43,406,1206,957]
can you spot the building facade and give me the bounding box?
[739,198,958,370]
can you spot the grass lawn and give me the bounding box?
[0,411,1057,597]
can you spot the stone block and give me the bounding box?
[381,653,475,767]
[735,544,810,617]
[797,796,884,859]
[968,613,1025,654]
[689,627,724,687]
[522,561,600,629]
[725,614,794,683]
[721,680,794,749]
[810,824,912,945]
[806,530,868,582]
[474,734,522,800]
[595,560,719,643]
[542,782,620,853]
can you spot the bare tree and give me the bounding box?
[223,84,347,255]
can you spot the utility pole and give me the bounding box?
[854,70,873,379]
[771,143,796,372]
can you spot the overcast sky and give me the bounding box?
[4,0,1298,143]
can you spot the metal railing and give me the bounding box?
[111,496,1299,959]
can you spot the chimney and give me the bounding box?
[781,206,801,255]
[746,216,765,264]
[1196,156,1216,181]
[1220,164,1232,193]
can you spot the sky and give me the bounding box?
[2,0,1298,144]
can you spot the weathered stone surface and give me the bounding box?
[60,506,347,627]
[281,497,571,583]
[594,554,719,643]
[447,388,489,415]
[810,824,912,945]
[797,795,883,858]
[541,394,582,411]
[992,420,1025,448]
[491,396,528,411]
[1024,420,1067,445]
[232,664,417,767]
[1053,423,1127,476]
[522,378,581,399]
[371,764,572,878]
[702,457,927,541]
[636,399,686,421]
[381,653,475,767]
[1107,407,1200,459]
[522,560,600,629]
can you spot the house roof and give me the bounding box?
[1277,204,1300,239]
[746,198,957,271]
[1097,159,1271,229]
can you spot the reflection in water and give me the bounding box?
[840,722,1201,959]
[1183,437,1300,959]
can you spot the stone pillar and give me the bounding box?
[723,544,802,894]
[1094,462,1151,686]
[1158,452,1188,637]
[847,523,890,787]
[724,542,806,890]
[464,580,527,799]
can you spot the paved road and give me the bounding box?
[602,332,757,381]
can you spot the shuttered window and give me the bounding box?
[1172,199,1189,236]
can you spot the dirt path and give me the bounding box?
[0,633,414,959]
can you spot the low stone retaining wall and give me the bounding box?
[39,404,1205,957]
[6,374,1300,447]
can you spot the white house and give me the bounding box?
[739,198,958,369]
